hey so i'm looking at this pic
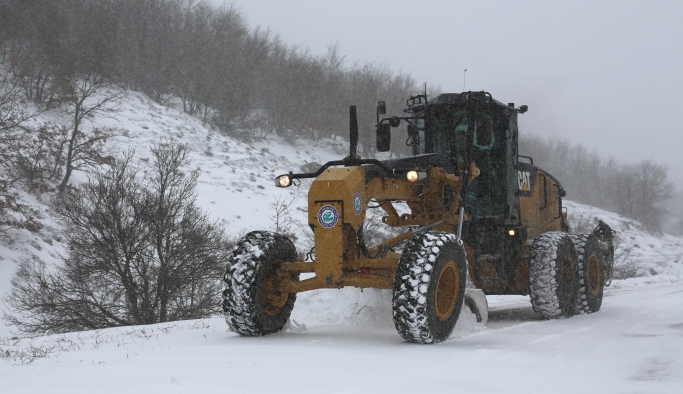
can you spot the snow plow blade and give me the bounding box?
[464,288,488,325]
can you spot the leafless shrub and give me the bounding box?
[0,187,42,236]
[156,323,178,334]
[568,209,595,234]
[361,205,405,248]
[225,229,247,249]
[0,341,57,365]
[8,123,68,191]
[4,143,229,335]
[269,192,305,243]
[565,209,643,280]
[611,233,641,279]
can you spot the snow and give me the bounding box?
[1,280,682,393]
[1,88,683,392]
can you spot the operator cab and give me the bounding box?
[398,92,522,223]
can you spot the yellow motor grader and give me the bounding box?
[222,91,615,344]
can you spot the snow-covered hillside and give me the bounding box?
[0,89,340,322]
[1,89,682,393]
[564,200,683,278]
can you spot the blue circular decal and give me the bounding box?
[318,205,339,228]
[353,193,362,215]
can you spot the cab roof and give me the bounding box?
[431,92,518,112]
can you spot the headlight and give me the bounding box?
[406,170,426,182]
[275,174,292,187]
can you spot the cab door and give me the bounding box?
[467,113,507,218]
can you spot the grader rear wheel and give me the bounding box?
[588,253,601,296]
[570,233,605,313]
[529,232,579,319]
[392,231,467,344]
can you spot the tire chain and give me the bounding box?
[392,231,459,344]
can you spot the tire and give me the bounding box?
[570,233,604,313]
[529,232,579,319]
[392,231,467,344]
[222,231,299,336]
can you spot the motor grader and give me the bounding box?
[222,91,615,344]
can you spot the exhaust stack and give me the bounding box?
[349,106,358,158]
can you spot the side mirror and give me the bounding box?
[377,101,386,115]
[376,124,391,152]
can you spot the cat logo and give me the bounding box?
[518,171,531,191]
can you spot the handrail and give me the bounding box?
[518,155,534,165]
[285,157,393,181]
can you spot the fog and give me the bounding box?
[223,0,683,188]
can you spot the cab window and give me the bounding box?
[473,115,494,150]
[431,112,467,159]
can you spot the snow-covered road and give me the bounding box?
[2,277,681,394]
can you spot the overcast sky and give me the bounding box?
[217,0,683,187]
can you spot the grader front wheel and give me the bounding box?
[392,231,467,344]
[222,231,299,336]
[261,262,291,316]
[435,261,460,321]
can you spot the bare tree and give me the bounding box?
[1,70,63,191]
[4,143,228,335]
[610,160,674,232]
[57,74,120,192]
[2,0,420,144]
[0,73,31,135]
[0,70,43,235]
[519,133,675,232]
